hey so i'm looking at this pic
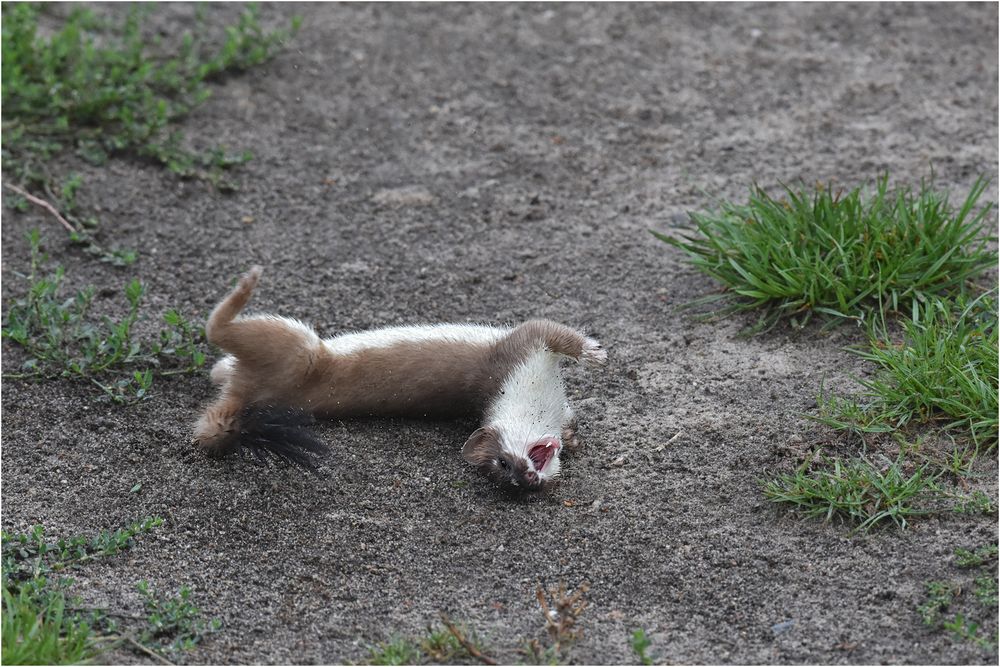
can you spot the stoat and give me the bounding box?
[192,266,607,490]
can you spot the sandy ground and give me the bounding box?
[2,3,998,664]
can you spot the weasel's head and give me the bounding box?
[462,425,562,491]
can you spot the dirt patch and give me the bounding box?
[2,3,997,664]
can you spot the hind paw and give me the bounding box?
[580,337,607,366]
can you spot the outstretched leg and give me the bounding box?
[500,319,607,365]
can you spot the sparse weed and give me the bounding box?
[2,231,207,402]
[942,614,995,651]
[941,442,980,478]
[136,581,222,655]
[654,176,996,331]
[630,628,654,665]
[1,520,218,664]
[1,518,163,589]
[956,544,999,568]
[2,3,299,257]
[419,626,466,662]
[918,544,998,652]
[950,490,996,515]
[155,309,208,373]
[973,576,998,608]
[816,296,998,450]
[919,581,956,626]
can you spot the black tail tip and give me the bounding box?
[235,405,328,472]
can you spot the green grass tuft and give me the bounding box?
[762,452,992,532]
[366,637,424,666]
[1,585,96,666]
[816,296,998,450]
[763,453,940,531]
[654,176,996,331]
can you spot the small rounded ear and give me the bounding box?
[462,426,501,465]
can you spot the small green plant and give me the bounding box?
[136,581,222,655]
[940,442,979,478]
[942,614,994,650]
[919,581,956,626]
[2,519,161,664]
[2,518,163,589]
[2,2,300,257]
[951,490,996,515]
[630,628,654,665]
[654,176,996,331]
[366,637,423,666]
[956,544,999,568]
[155,309,208,373]
[973,576,998,608]
[419,626,467,662]
[2,231,207,402]
[816,296,998,450]
[918,544,998,652]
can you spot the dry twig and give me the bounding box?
[439,612,498,666]
[99,635,175,665]
[535,580,590,652]
[3,182,77,233]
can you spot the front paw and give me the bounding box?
[561,420,582,452]
[581,337,607,366]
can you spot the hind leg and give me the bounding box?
[504,320,607,366]
[210,355,236,386]
[192,393,246,455]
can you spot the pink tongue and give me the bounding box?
[528,437,559,470]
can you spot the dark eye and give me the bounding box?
[498,458,508,470]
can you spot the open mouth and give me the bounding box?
[527,437,560,472]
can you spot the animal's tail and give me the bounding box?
[204,265,262,356]
[193,266,329,471]
[234,405,328,471]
